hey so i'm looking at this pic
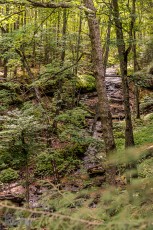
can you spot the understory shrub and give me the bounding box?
[0,168,19,183]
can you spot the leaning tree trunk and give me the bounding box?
[83,0,116,153]
[112,0,135,147]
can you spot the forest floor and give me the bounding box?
[0,68,153,229]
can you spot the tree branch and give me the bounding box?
[26,0,72,9]
[0,0,94,13]
[0,1,28,6]
[0,10,25,24]
[38,53,84,84]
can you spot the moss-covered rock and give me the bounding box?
[138,158,153,178]
[76,74,96,92]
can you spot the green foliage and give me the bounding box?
[56,107,88,128]
[0,89,11,111]
[138,158,153,178]
[113,121,125,149]
[56,107,93,145]
[0,109,43,141]
[0,168,19,183]
[59,125,92,145]
[0,148,24,170]
[35,152,53,176]
[0,1,153,229]
[77,74,96,91]
[1,144,153,229]
[134,121,153,145]
[114,131,124,139]
[35,146,82,177]
[114,116,153,149]
[141,37,153,65]
[41,191,76,212]
[0,108,45,174]
[9,177,152,230]
[0,82,21,111]
[144,113,153,121]
[140,98,153,114]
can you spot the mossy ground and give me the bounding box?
[115,113,153,149]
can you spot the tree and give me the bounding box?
[0,0,116,154]
[132,0,140,119]
[0,109,44,207]
[83,0,116,154]
[83,0,116,184]
[112,0,135,147]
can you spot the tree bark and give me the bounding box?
[15,48,41,102]
[83,0,116,154]
[27,0,71,9]
[132,0,140,119]
[52,9,68,134]
[112,0,135,147]
[21,131,29,209]
[75,12,82,76]
[103,15,112,75]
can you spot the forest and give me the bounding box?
[0,0,153,229]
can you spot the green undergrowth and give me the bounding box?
[115,113,153,149]
[2,176,153,230]
[1,143,153,230]
[1,94,153,229]
[77,74,96,91]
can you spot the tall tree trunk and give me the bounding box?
[75,12,82,76]
[21,131,30,209]
[56,10,61,58]
[3,58,8,78]
[103,16,111,75]
[83,0,116,154]
[73,12,82,106]
[52,9,68,133]
[15,48,41,102]
[60,9,67,66]
[32,8,37,68]
[3,5,9,78]
[112,0,135,147]
[132,0,140,119]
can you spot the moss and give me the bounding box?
[144,113,153,121]
[76,74,96,91]
[134,122,153,146]
[138,158,153,178]
[114,131,124,139]
[115,138,125,150]
[114,117,153,149]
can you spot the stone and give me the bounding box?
[87,165,105,178]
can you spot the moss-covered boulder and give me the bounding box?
[76,74,96,92]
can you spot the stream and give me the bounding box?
[82,67,134,170]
